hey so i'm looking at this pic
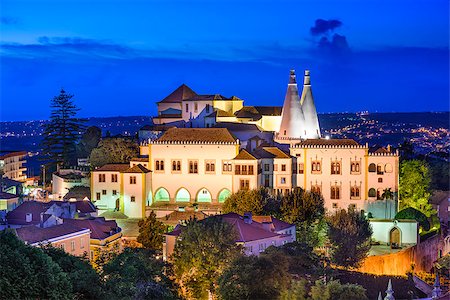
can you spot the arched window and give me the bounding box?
[377,164,383,174]
[311,185,321,194]
[331,186,340,199]
[331,162,341,175]
[197,188,212,202]
[351,187,360,198]
[368,188,376,198]
[175,188,190,202]
[218,189,231,203]
[385,163,393,173]
[368,163,376,172]
[154,187,170,202]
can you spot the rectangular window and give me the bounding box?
[71,241,75,251]
[102,189,107,195]
[206,104,211,113]
[248,165,254,175]
[264,175,270,187]
[96,192,101,201]
[111,174,118,182]
[80,238,85,249]
[222,161,232,173]
[240,179,250,190]
[312,161,321,173]
[235,165,241,175]
[281,177,286,184]
[264,164,270,172]
[378,178,383,183]
[298,163,304,174]
[189,160,198,174]
[205,161,215,173]
[331,162,341,175]
[172,160,181,172]
[185,103,189,112]
[98,174,105,182]
[131,196,136,202]
[242,165,248,175]
[194,102,198,112]
[331,186,341,200]
[274,164,278,171]
[155,160,164,171]
[351,162,361,174]
[130,176,137,184]
[281,164,286,172]
[112,190,117,196]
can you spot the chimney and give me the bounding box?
[40,212,44,228]
[25,213,32,223]
[387,145,391,152]
[243,212,252,224]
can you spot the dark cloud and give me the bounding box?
[318,34,350,53]
[310,19,342,36]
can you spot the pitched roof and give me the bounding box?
[296,139,359,147]
[158,84,197,103]
[206,109,235,118]
[158,210,208,226]
[253,106,282,116]
[234,106,283,121]
[16,224,89,245]
[73,200,97,213]
[123,164,151,173]
[131,157,149,162]
[234,149,257,160]
[253,147,290,159]
[155,128,237,144]
[63,186,91,201]
[63,218,121,240]
[95,164,130,172]
[183,94,241,102]
[369,146,391,154]
[214,122,263,132]
[7,201,56,225]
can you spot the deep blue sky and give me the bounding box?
[1,0,449,121]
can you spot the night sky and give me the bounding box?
[1,0,449,121]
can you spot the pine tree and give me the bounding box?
[41,89,85,167]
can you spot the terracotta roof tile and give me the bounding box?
[158,84,197,103]
[253,147,290,159]
[131,157,149,162]
[63,186,91,201]
[123,164,151,173]
[214,122,263,132]
[156,128,236,143]
[16,224,89,245]
[234,149,257,160]
[95,164,130,172]
[63,218,121,240]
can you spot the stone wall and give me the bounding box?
[358,234,442,276]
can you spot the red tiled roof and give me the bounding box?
[158,84,197,103]
[7,201,56,225]
[73,201,97,213]
[131,157,149,162]
[63,186,91,201]
[159,211,208,226]
[63,218,121,240]
[123,164,151,173]
[156,128,237,143]
[214,122,264,132]
[296,139,359,147]
[95,164,130,172]
[234,149,257,160]
[16,224,89,245]
[253,147,290,159]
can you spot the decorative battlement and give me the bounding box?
[148,139,239,146]
[293,144,367,149]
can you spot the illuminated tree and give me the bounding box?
[137,211,168,251]
[327,208,372,268]
[172,217,242,299]
[89,137,139,168]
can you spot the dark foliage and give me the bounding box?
[137,211,168,251]
[395,207,431,231]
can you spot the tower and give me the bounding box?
[277,70,306,140]
[300,70,321,139]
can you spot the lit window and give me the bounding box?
[281,177,286,184]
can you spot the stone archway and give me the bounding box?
[390,227,401,248]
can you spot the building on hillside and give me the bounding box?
[0,151,27,182]
[91,163,151,218]
[64,217,122,261]
[15,223,91,257]
[163,212,296,260]
[430,190,450,227]
[52,167,90,200]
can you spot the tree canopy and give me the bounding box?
[0,230,72,299]
[281,188,325,225]
[395,207,430,231]
[172,217,242,299]
[137,211,168,251]
[77,126,102,159]
[41,89,85,167]
[326,208,373,268]
[399,160,434,217]
[310,280,368,300]
[89,137,139,168]
[221,188,266,215]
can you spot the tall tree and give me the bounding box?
[222,189,265,215]
[327,208,373,269]
[280,188,325,224]
[77,126,102,159]
[0,230,72,299]
[399,160,434,217]
[89,137,139,168]
[172,217,242,299]
[137,211,168,251]
[41,89,85,167]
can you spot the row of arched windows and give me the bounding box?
[153,187,231,203]
[369,163,393,174]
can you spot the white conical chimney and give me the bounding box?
[300,70,321,139]
[277,70,307,139]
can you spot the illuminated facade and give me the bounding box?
[0,151,27,182]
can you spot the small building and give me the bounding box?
[15,223,91,257]
[370,219,418,247]
[0,151,27,182]
[63,217,122,261]
[52,168,90,200]
[0,192,19,213]
[163,212,296,260]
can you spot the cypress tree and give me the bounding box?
[41,89,85,167]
